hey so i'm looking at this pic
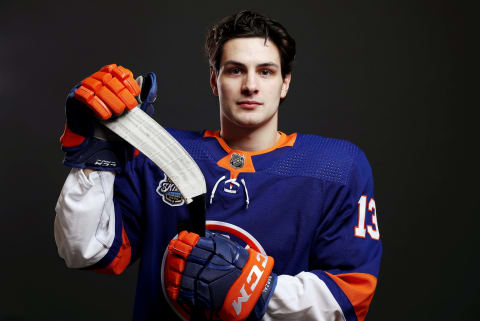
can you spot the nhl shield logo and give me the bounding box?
[156,173,185,206]
[229,153,245,169]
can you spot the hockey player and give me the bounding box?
[55,10,382,321]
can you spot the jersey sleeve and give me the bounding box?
[264,149,382,321]
[54,155,146,275]
[88,156,146,274]
[54,168,117,268]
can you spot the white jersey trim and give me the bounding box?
[264,271,346,321]
[54,168,116,268]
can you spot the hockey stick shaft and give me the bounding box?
[101,107,206,236]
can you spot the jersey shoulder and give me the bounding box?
[130,128,211,170]
[267,133,367,185]
[165,128,212,161]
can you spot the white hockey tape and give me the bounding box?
[101,107,206,204]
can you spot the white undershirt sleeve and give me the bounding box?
[263,271,346,321]
[54,168,117,268]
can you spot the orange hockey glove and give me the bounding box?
[74,64,141,120]
[59,64,156,170]
[165,231,277,321]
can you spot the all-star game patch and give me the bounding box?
[156,173,185,206]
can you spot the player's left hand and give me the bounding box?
[165,231,277,321]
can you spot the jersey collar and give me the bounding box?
[203,130,297,179]
[203,130,297,156]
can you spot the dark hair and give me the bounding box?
[205,10,296,79]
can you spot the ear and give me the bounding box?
[280,73,292,99]
[210,67,219,96]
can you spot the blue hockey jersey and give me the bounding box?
[83,129,382,321]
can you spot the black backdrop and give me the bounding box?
[0,1,470,320]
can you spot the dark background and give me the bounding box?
[0,0,470,320]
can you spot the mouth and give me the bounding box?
[237,100,262,110]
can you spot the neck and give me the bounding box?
[220,116,280,152]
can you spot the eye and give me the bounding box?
[259,69,273,76]
[228,67,242,75]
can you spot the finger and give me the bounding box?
[168,239,194,259]
[81,76,130,116]
[91,71,113,84]
[74,85,112,120]
[178,231,201,247]
[95,86,126,115]
[165,252,183,301]
[77,64,141,118]
[166,285,180,300]
[112,65,131,79]
[81,77,102,92]
[168,255,186,273]
[119,88,138,110]
[100,64,118,73]
[83,73,137,111]
[105,77,138,109]
[114,65,141,96]
[122,76,141,97]
[166,267,183,287]
[101,64,141,98]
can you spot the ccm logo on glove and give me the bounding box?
[228,251,268,316]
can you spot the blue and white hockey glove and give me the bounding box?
[59,64,157,171]
[165,231,277,321]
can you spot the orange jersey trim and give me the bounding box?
[203,130,296,156]
[92,226,132,275]
[203,130,297,179]
[216,154,255,179]
[325,272,377,321]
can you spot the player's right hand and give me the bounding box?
[74,64,141,120]
[59,64,157,171]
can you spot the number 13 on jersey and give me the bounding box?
[354,195,380,240]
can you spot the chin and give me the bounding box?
[233,117,268,129]
[222,108,275,130]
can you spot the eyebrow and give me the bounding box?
[223,60,280,68]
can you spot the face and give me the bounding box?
[210,37,291,131]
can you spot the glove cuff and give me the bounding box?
[138,72,157,116]
[63,136,130,171]
[251,273,278,321]
[219,249,275,321]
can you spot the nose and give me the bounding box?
[241,72,258,96]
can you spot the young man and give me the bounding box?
[55,10,381,321]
